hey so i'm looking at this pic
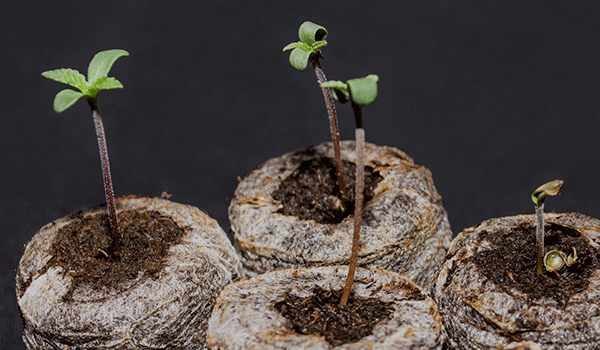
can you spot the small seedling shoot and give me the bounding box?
[321,74,379,305]
[284,21,347,205]
[42,49,129,257]
[531,179,564,275]
[544,246,577,277]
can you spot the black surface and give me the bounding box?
[2,2,599,349]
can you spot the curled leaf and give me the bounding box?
[284,21,328,71]
[298,21,327,45]
[288,48,312,71]
[531,179,564,207]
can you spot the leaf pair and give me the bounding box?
[41,49,129,112]
[283,21,328,71]
[320,75,379,107]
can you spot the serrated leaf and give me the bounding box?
[312,40,327,51]
[87,49,129,86]
[298,21,327,45]
[289,48,311,71]
[283,42,301,52]
[41,68,89,92]
[347,74,379,106]
[95,77,124,90]
[86,77,124,99]
[53,89,85,113]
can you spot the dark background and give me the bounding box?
[1,1,598,348]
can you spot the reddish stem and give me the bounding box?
[87,97,120,256]
[341,104,365,306]
[309,55,347,202]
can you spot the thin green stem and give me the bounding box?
[309,55,347,203]
[535,203,545,275]
[87,97,120,257]
[341,104,365,306]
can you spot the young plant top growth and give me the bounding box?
[531,179,564,275]
[321,74,379,305]
[42,49,129,257]
[284,21,347,204]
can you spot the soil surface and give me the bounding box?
[47,209,186,301]
[272,156,382,224]
[470,222,600,306]
[274,286,394,346]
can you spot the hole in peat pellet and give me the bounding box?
[272,156,382,224]
[470,222,600,306]
[274,287,394,346]
[47,209,186,301]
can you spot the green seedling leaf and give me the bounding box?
[41,68,89,92]
[284,21,328,71]
[320,80,347,91]
[87,77,124,98]
[42,49,128,112]
[320,80,350,103]
[321,75,379,106]
[312,41,327,50]
[298,21,328,45]
[87,49,129,86]
[288,48,312,71]
[95,77,124,90]
[282,42,301,52]
[53,89,85,113]
[347,74,379,106]
[531,179,564,207]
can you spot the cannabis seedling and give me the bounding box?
[531,179,564,275]
[42,49,129,256]
[284,21,347,204]
[321,74,379,305]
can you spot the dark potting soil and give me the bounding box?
[274,287,394,346]
[47,209,185,301]
[470,222,600,306]
[272,156,382,224]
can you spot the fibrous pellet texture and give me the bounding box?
[207,266,445,349]
[16,195,240,349]
[229,141,452,290]
[431,213,600,350]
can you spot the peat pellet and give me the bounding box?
[17,195,240,350]
[207,266,444,349]
[229,141,452,290]
[431,213,600,350]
